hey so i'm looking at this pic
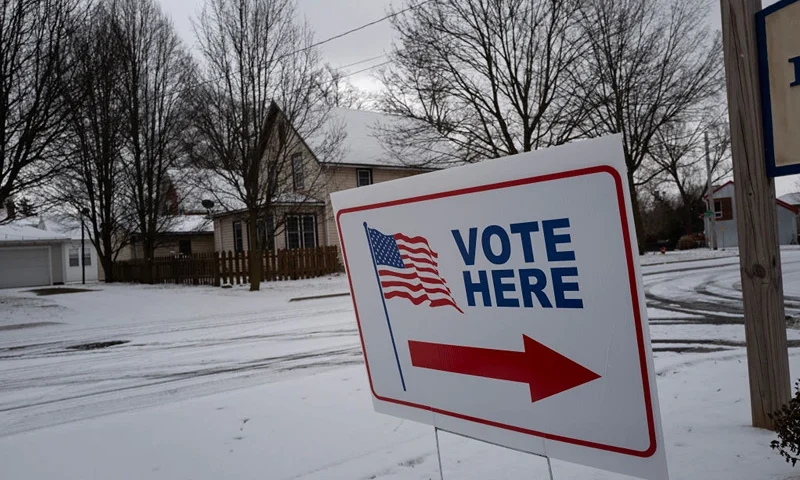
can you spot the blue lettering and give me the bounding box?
[492,269,519,307]
[482,225,511,265]
[791,56,800,87]
[452,228,478,265]
[519,268,552,308]
[463,270,491,307]
[552,267,583,309]
[542,218,576,262]
[510,221,539,263]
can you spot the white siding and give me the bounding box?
[64,241,99,283]
[778,204,798,245]
[704,183,798,247]
[51,243,65,284]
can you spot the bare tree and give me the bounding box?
[188,0,341,291]
[646,110,731,234]
[115,0,194,280]
[379,0,586,164]
[0,0,81,223]
[574,0,723,251]
[54,2,130,281]
[320,65,373,110]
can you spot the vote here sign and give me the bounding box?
[332,135,667,480]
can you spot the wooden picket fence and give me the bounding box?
[113,246,340,286]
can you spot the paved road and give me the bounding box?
[2,252,800,437]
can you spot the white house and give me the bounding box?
[779,192,800,233]
[704,181,798,248]
[12,217,100,284]
[0,223,71,289]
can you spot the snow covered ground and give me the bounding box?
[640,247,741,266]
[3,251,800,479]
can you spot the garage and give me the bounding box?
[0,247,51,289]
[0,223,68,289]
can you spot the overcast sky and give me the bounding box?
[157,0,797,195]
[159,0,396,92]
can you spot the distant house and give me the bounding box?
[120,216,215,260]
[209,107,451,254]
[705,181,798,248]
[0,223,71,289]
[36,217,99,284]
[779,192,800,232]
[116,170,216,261]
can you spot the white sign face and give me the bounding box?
[332,135,667,480]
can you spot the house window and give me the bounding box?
[69,247,79,267]
[233,221,244,253]
[713,199,723,219]
[292,153,304,191]
[83,246,92,266]
[257,215,275,252]
[286,214,317,249]
[179,239,191,256]
[357,168,373,187]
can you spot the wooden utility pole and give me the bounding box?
[705,132,718,250]
[720,0,790,430]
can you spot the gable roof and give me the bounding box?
[319,108,460,170]
[0,222,70,243]
[163,215,214,235]
[704,181,799,214]
[779,192,800,206]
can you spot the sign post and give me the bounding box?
[333,135,667,480]
[720,0,792,430]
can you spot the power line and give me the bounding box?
[342,60,393,78]
[287,0,431,58]
[188,1,428,94]
[336,54,387,71]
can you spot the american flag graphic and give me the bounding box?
[367,227,463,313]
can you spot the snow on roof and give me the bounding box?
[321,108,460,169]
[176,167,324,214]
[0,222,70,243]
[779,192,800,206]
[37,216,84,239]
[164,215,213,234]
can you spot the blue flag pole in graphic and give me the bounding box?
[364,222,406,391]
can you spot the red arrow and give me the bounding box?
[408,335,601,402]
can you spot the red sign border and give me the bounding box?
[336,165,657,458]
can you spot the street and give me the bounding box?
[2,250,800,479]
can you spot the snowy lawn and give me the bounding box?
[640,248,739,266]
[2,351,800,479]
[3,258,800,479]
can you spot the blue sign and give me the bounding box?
[756,0,800,177]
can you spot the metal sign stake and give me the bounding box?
[433,427,556,480]
[435,427,444,480]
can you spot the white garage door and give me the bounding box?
[0,247,51,289]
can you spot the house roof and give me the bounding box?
[777,199,799,214]
[179,167,324,215]
[704,180,799,214]
[164,215,214,235]
[0,222,70,243]
[779,192,800,206]
[319,108,460,170]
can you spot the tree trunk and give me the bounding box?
[627,170,645,254]
[100,256,115,283]
[101,231,116,283]
[143,237,155,284]
[248,209,261,291]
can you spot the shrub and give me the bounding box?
[676,235,696,250]
[770,380,800,466]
